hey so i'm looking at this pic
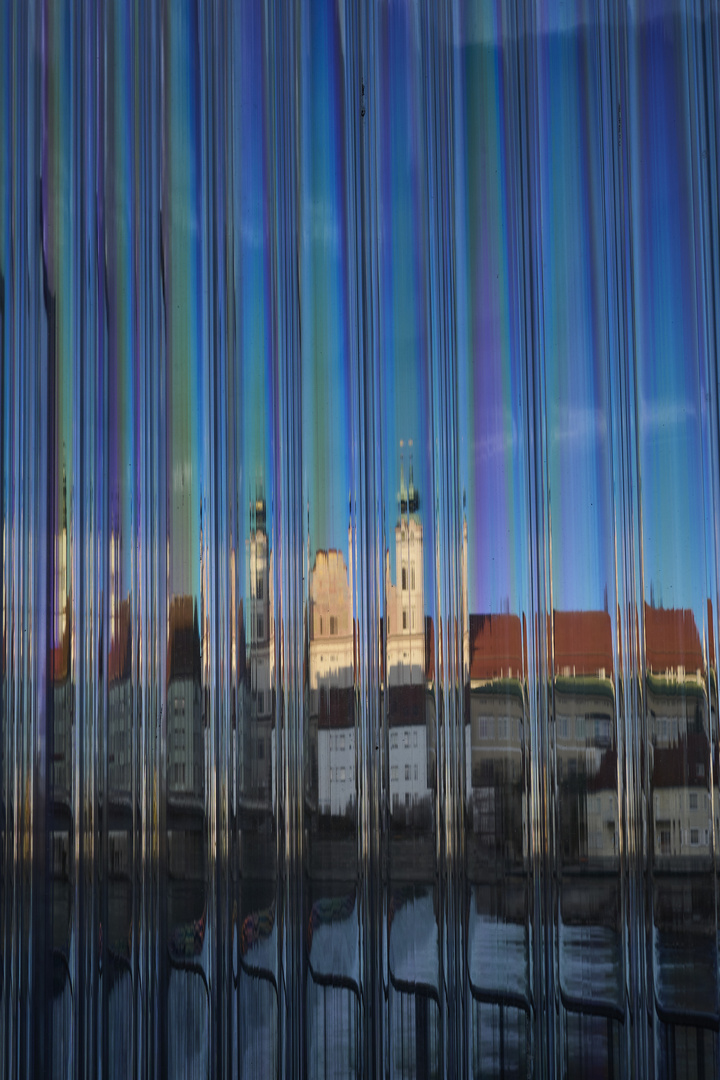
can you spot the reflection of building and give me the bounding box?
[309,549,354,690]
[645,606,714,861]
[108,596,132,797]
[464,613,527,860]
[51,491,74,964]
[166,597,204,804]
[553,610,618,865]
[316,687,355,817]
[384,457,433,824]
[309,541,356,818]
[385,459,425,686]
[239,495,275,805]
[388,683,431,818]
[52,472,73,807]
[51,600,73,806]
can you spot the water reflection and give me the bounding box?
[463,609,532,1076]
[646,606,718,1023]
[234,494,279,1077]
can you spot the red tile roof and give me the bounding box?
[644,605,703,675]
[468,614,524,681]
[553,610,613,677]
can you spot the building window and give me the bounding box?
[414,765,418,781]
[405,765,410,781]
[257,575,264,600]
[413,731,418,747]
[411,565,415,590]
[257,614,264,639]
[340,768,346,782]
[689,792,698,811]
[402,566,407,590]
[575,716,585,741]
[257,690,264,715]
[257,738,264,760]
[390,733,398,749]
[404,732,410,748]
[391,766,398,781]
[690,828,699,846]
[330,616,338,636]
[403,611,407,630]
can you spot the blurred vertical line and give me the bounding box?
[210,2,232,1073]
[423,0,462,1071]
[514,0,554,1072]
[197,4,215,1073]
[688,0,720,1044]
[223,2,239,1073]
[137,2,160,1073]
[0,0,7,1060]
[271,0,303,1073]
[96,0,109,1073]
[0,3,7,1068]
[154,2,167,1072]
[609,1,648,1072]
[341,1,372,1072]
[11,4,32,1073]
[698,8,720,1047]
[597,0,642,1073]
[357,0,384,1074]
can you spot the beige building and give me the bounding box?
[645,605,715,862]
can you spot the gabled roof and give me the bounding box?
[553,610,613,678]
[468,613,524,682]
[645,605,703,675]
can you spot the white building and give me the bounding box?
[309,540,356,818]
[384,458,432,820]
[385,460,425,688]
[316,690,356,817]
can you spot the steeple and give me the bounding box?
[398,444,407,514]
